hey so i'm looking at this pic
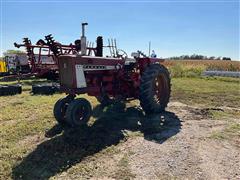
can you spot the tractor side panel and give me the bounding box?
[58,55,125,95]
[58,56,75,89]
[75,65,87,88]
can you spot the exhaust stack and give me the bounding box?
[81,22,88,55]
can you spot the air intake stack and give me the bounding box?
[96,36,103,57]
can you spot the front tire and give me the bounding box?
[53,96,74,124]
[66,98,92,127]
[139,64,171,114]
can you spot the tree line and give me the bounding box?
[167,54,231,60]
[1,50,232,61]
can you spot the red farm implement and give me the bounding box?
[14,36,81,79]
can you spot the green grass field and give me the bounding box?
[0,76,239,179]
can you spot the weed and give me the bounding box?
[210,123,240,141]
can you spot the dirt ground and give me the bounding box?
[11,101,239,180]
[124,102,240,180]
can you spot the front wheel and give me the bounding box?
[139,64,171,114]
[65,98,92,127]
[53,96,74,124]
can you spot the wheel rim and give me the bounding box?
[153,74,165,104]
[61,103,68,118]
[75,106,88,122]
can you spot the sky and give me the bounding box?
[0,0,239,60]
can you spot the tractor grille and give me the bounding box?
[58,56,74,88]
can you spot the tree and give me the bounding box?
[3,50,25,56]
[209,56,215,60]
[222,57,231,61]
[168,54,227,60]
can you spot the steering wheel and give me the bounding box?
[117,49,128,59]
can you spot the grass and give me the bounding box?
[168,62,206,78]
[210,123,240,143]
[0,76,239,179]
[171,77,240,108]
[113,152,136,180]
[209,110,240,144]
[208,109,240,120]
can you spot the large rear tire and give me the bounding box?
[139,64,171,114]
[66,98,92,127]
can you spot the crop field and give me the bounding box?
[163,60,240,71]
[0,74,240,179]
[162,60,240,79]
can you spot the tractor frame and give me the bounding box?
[47,23,171,127]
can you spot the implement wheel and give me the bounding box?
[53,95,74,124]
[139,64,171,114]
[66,98,92,127]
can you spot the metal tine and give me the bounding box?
[113,38,118,56]
[111,38,115,57]
[108,39,113,57]
[114,38,118,57]
[87,41,89,54]
[111,39,114,57]
[92,42,95,56]
[87,41,90,55]
[90,42,94,56]
[90,42,93,56]
[88,42,91,55]
[88,42,92,56]
[87,41,89,48]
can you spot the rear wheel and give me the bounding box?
[53,96,74,124]
[66,98,92,127]
[139,64,171,114]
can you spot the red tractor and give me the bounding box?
[48,23,171,127]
